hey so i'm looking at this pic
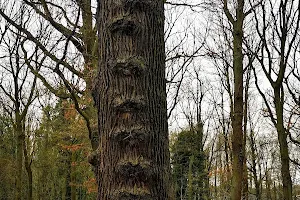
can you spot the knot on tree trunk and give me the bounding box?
[124,0,155,11]
[110,191,153,200]
[109,56,147,76]
[113,95,146,112]
[108,16,141,36]
[87,150,99,166]
[115,161,154,183]
[112,125,149,147]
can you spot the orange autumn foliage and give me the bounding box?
[60,143,84,152]
[208,165,232,177]
[63,103,77,120]
[83,178,98,194]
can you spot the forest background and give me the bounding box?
[0,0,300,199]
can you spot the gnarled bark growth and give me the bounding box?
[93,0,170,199]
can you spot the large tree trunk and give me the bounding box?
[94,1,170,199]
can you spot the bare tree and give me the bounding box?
[204,0,258,198]
[0,0,99,151]
[0,23,40,200]
[251,0,300,199]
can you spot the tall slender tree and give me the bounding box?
[0,29,38,200]
[251,0,300,199]
[206,0,251,198]
[222,0,250,198]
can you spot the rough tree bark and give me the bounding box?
[93,0,170,199]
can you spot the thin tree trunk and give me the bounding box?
[94,1,170,199]
[221,92,231,193]
[23,138,33,200]
[65,151,72,200]
[250,130,261,200]
[204,171,210,200]
[196,92,208,200]
[223,0,246,199]
[214,158,217,199]
[242,67,251,200]
[231,10,245,200]
[71,151,76,200]
[265,171,272,200]
[259,163,263,199]
[15,119,23,200]
[273,182,277,200]
[188,155,194,200]
[274,87,293,200]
